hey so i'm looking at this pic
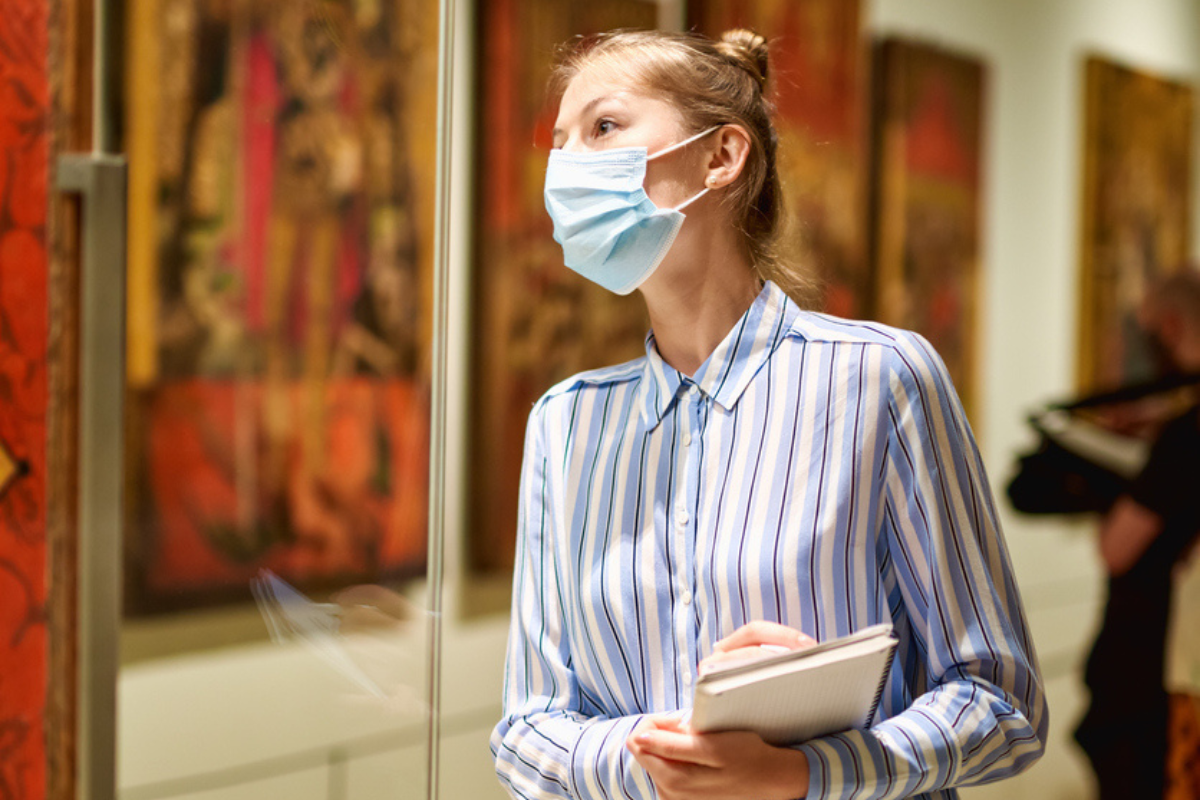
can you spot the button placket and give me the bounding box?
[676,385,705,692]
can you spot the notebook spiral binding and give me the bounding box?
[865,644,898,727]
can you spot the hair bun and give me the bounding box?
[716,28,769,90]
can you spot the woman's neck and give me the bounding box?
[638,230,761,377]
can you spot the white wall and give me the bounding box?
[117,2,1200,799]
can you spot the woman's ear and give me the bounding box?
[703,125,752,189]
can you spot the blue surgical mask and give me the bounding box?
[544,126,719,295]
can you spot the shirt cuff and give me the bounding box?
[797,737,836,799]
[569,714,649,798]
[796,713,963,800]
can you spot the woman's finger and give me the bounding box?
[713,620,816,653]
[630,750,698,800]
[633,727,721,767]
[698,646,783,674]
[627,714,685,755]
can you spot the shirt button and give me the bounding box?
[676,507,690,526]
[682,431,693,446]
[681,590,692,605]
[682,670,693,687]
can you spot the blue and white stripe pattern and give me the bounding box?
[491,281,1047,799]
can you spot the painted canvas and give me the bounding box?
[870,39,985,416]
[124,0,437,612]
[470,0,659,573]
[688,0,867,316]
[1079,56,1193,392]
[0,0,50,793]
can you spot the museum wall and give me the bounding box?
[115,1,1200,799]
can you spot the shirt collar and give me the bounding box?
[638,281,800,429]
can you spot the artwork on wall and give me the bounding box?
[1078,56,1193,392]
[869,38,986,416]
[0,0,50,793]
[469,0,660,574]
[124,0,438,613]
[688,0,868,316]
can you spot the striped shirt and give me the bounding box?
[491,281,1047,799]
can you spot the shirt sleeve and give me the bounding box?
[795,332,1049,799]
[490,401,657,800]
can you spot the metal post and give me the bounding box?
[56,153,127,800]
[58,0,126,789]
[425,0,456,796]
[93,0,120,155]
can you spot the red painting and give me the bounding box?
[0,0,50,794]
[870,39,986,416]
[125,0,437,612]
[689,0,868,316]
[136,380,427,608]
[470,0,658,573]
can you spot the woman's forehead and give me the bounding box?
[561,64,639,105]
[557,64,682,124]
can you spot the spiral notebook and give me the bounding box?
[690,623,897,746]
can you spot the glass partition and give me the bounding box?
[116,0,448,796]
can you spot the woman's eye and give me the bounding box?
[595,119,616,137]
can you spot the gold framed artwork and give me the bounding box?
[124,0,438,613]
[870,38,986,417]
[1078,55,1194,392]
[469,0,661,574]
[689,0,868,315]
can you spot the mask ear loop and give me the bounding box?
[646,125,722,161]
[651,126,722,212]
[672,187,709,212]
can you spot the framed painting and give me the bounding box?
[469,0,663,574]
[124,0,438,613]
[1078,56,1193,392]
[688,0,868,316]
[0,0,51,792]
[869,39,986,417]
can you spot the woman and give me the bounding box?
[491,28,1047,800]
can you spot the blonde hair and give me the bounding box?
[550,28,811,301]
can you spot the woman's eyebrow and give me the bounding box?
[551,94,626,140]
[580,93,622,118]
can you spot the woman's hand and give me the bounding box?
[626,715,809,800]
[698,620,817,675]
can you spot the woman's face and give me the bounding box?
[551,65,708,211]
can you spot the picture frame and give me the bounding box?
[123,0,439,613]
[468,0,663,575]
[689,0,869,316]
[869,38,986,416]
[1078,55,1193,392]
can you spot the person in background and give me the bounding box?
[1076,269,1200,800]
[491,28,1047,799]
